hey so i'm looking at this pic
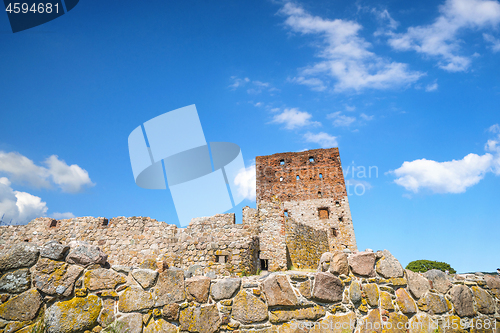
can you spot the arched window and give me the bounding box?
[296,175,300,180]
[309,157,314,162]
[280,159,285,165]
[319,173,323,179]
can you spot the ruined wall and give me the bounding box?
[257,199,288,272]
[1,242,498,333]
[256,148,347,203]
[285,218,329,270]
[256,148,357,253]
[0,213,259,277]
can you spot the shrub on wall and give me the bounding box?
[406,259,457,274]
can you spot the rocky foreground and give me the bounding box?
[0,242,499,333]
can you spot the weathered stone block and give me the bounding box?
[449,285,475,317]
[118,287,154,312]
[0,268,30,294]
[211,278,241,301]
[348,252,376,277]
[84,268,126,291]
[471,286,495,314]
[328,252,349,276]
[269,305,325,324]
[364,283,379,307]
[312,272,343,303]
[66,241,107,267]
[425,269,452,294]
[32,258,83,297]
[350,281,362,304]
[376,250,404,278]
[309,312,356,333]
[180,303,221,333]
[262,275,298,306]
[144,318,177,333]
[406,269,430,299]
[40,241,69,261]
[186,276,211,303]
[152,269,185,307]
[0,289,42,322]
[0,243,39,271]
[45,295,102,333]
[395,288,417,314]
[232,290,268,324]
[131,269,158,289]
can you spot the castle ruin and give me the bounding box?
[0,147,357,276]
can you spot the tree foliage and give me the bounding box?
[406,260,456,274]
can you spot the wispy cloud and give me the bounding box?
[425,81,439,92]
[483,33,500,52]
[327,111,356,127]
[229,76,278,94]
[229,76,250,90]
[304,132,338,148]
[388,0,500,72]
[234,165,256,201]
[271,108,321,130]
[280,2,423,92]
[390,124,500,194]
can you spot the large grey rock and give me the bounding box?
[449,285,475,317]
[348,252,376,277]
[179,303,221,333]
[424,269,452,294]
[405,269,430,299]
[151,269,185,307]
[0,243,39,271]
[349,281,362,304]
[45,295,102,333]
[232,290,268,324]
[261,275,298,306]
[0,289,42,321]
[312,272,343,303]
[484,275,500,289]
[131,268,158,289]
[33,258,83,297]
[0,268,30,294]
[84,268,126,291]
[65,241,107,267]
[375,250,404,278]
[185,276,211,303]
[328,252,349,276]
[40,241,69,261]
[115,313,143,333]
[471,286,495,314]
[118,287,154,312]
[210,278,241,301]
[422,293,451,314]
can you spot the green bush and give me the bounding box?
[406,260,456,274]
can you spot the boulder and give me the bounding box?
[405,269,430,299]
[115,313,143,333]
[210,278,241,301]
[180,303,221,333]
[471,286,495,314]
[0,268,30,294]
[424,269,452,294]
[419,293,451,314]
[363,283,379,307]
[66,241,107,267]
[232,290,268,324]
[375,250,404,278]
[97,299,115,327]
[45,295,102,333]
[84,268,126,291]
[484,275,500,289]
[261,275,298,306]
[144,318,177,333]
[298,279,312,298]
[317,252,332,272]
[0,289,42,322]
[348,252,376,277]
[328,252,349,276]
[395,288,417,314]
[350,281,362,304]
[131,269,158,289]
[449,285,475,317]
[151,269,185,307]
[118,287,154,312]
[380,291,394,310]
[311,272,343,303]
[32,258,83,297]
[40,241,69,261]
[0,243,39,271]
[185,276,211,303]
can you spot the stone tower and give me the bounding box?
[256,147,357,270]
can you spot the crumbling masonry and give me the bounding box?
[0,147,357,276]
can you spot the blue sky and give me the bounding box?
[0,0,499,272]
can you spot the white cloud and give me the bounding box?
[392,124,500,193]
[229,76,250,89]
[360,113,375,121]
[271,108,321,129]
[327,111,356,127]
[483,33,500,52]
[0,151,94,193]
[388,0,500,72]
[51,212,75,219]
[345,105,356,112]
[304,132,339,148]
[0,178,47,225]
[234,165,256,201]
[280,2,423,92]
[425,81,439,92]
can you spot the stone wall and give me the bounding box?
[284,218,329,270]
[1,241,499,333]
[0,214,259,277]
